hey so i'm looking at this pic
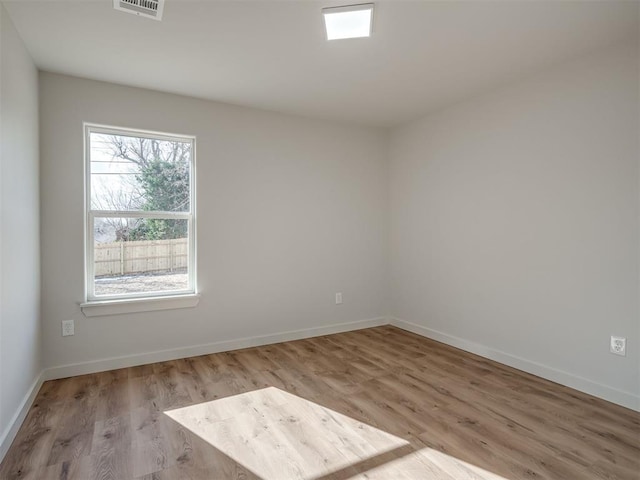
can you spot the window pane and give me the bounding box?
[90,132,191,212]
[93,217,189,297]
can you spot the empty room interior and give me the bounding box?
[1,0,639,479]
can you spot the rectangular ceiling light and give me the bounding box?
[322,3,374,41]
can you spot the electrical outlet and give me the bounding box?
[62,319,75,337]
[335,292,343,305]
[610,336,626,356]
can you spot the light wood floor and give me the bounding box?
[1,326,638,479]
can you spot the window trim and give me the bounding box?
[80,293,200,317]
[83,123,197,305]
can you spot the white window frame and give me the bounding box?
[84,123,197,304]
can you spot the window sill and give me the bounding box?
[81,293,200,317]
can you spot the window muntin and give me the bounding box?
[85,125,196,301]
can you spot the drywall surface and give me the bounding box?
[390,42,639,407]
[39,73,388,370]
[0,3,41,447]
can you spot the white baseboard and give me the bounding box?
[0,370,45,461]
[390,318,640,412]
[44,317,389,381]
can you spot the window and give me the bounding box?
[85,124,196,302]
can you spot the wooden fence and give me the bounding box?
[95,238,188,277]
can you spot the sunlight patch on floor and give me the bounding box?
[346,447,511,479]
[164,387,410,479]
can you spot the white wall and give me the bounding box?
[390,42,639,409]
[0,3,41,454]
[39,73,388,372]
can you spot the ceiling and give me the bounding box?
[3,0,638,127]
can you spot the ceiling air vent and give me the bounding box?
[113,0,164,21]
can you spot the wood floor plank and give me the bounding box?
[1,326,638,479]
[36,456,92,480]
[90,414,133,480]
[96,376,131,421]
[0,400,66,480]
[45,395,96,467]
[130,406,172,478]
